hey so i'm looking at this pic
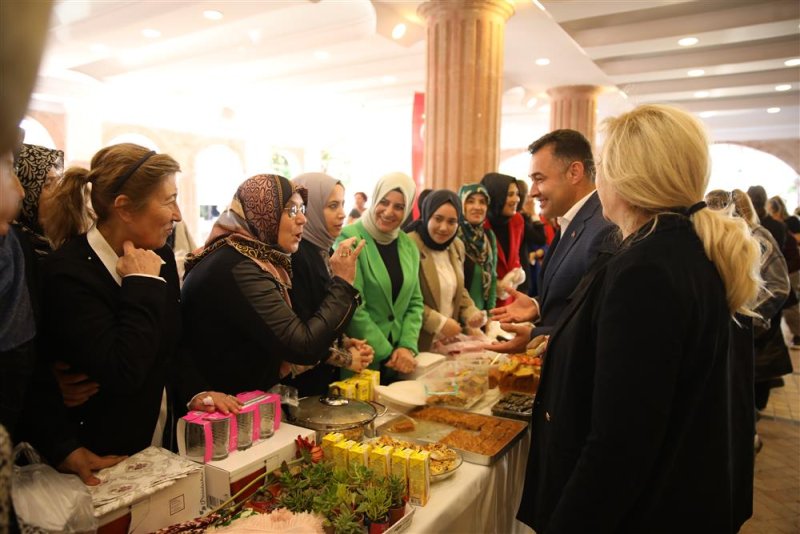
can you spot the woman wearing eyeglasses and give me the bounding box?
[39,143,238,459]
[334,173,423,383]
[181,174,364,397]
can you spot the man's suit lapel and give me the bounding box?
[540,192,600,304]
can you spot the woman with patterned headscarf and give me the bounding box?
[13,143,64,255]
[181,174,364,396]
[282,172,374,396]
[457,183,498,312]
[407,189,484,352]
[334,172,423,383]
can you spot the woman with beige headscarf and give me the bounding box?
[335,172,422,383]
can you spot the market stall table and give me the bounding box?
[377,389,534,534]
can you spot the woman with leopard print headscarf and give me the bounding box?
[181,174,364,396]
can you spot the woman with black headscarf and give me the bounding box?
[407,190,484,352]
[480,172,524,306]
[181,174,364,396]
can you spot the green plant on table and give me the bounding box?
[332,507,363,534]
[385,474,406,508]
[277,487,315,513]
[356,485,391,524]
[348,463,375,488]
[312,485,339,526]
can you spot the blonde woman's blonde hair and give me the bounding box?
[600,104,761,315]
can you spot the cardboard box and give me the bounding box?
[98,469,204,534]
[348,442,372,468]
[328,380,356,399]
[391,448,414,497]
[204,422,315,509]
[321,432,345,460]
[369,445,393,479]
[358,370,380,400]
[408,451,430,506]
[333,439,357,471]
[347,378,371,401]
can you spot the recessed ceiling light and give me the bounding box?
[391,23,407,40]
[540,105,551,113]
[687,69,705,77]
[526,96,538,108]
[90,43,109,54]
[694,90,709,98]
[775,84,791,91]
[203,10,223,21]
[698,111,715,118]
[314,50,330,61]
[767,107,781,114]
[678,37,699,46]
[141,28,161,39]
[382,75,397,84]
[785,58,800,67]
[535,58,550,66]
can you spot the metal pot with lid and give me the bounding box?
[286,395,387,441]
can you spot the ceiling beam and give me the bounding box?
[561,0,799,47]
[620,67,800,95]
[596,36,799,75]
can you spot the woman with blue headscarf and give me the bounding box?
[457,183,498,313]
[407,189,484,352]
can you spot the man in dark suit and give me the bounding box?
[490,129,615,351]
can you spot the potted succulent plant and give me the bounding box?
[357,486,391,534]
[385,474,406,525]
[313,485,339,534]
[331,507,364,534]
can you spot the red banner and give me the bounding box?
[411,91,425,219]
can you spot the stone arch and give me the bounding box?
[722,140,799,176]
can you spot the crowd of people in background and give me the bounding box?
[1,104,798,532]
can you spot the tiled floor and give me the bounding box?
[740,339,800,533]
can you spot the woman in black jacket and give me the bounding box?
[282,172,373,396]
[181,174,364,396]
[518,105,762,533]
[40,143,237,458]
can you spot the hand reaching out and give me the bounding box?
[490,289,539,323]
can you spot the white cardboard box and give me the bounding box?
[204,422,316,509]
[97,468,205,533]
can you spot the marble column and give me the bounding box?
[547,85,600,147]
[418,0,514,191]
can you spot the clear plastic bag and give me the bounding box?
[11,443,96,533]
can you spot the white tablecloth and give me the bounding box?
[378,389,535,534]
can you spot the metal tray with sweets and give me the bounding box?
[375,408,528,466]
[490,392,535,421]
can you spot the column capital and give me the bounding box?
[418,0,515,22]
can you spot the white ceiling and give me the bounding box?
[33,0,800,150]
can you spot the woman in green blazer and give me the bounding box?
[336,172,422,382]
[407,190,484,352]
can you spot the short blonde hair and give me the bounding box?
[601,104,760,315]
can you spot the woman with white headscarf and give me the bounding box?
[283,173,374,396]
[335,172,422,383]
